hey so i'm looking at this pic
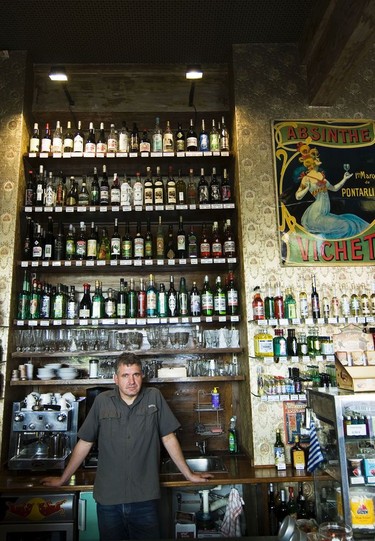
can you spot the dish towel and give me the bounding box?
[307,419,324,472]
[220,487,244,537]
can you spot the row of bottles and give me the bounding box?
[25,166,233,208]
[258,366,335,397]
[17,272,239,320]
[29,117,230,155]
[254,326,335,358]
[23,216,236,262]
[274,429,308,472]
[268,483,313,534]
[252,276,375,321]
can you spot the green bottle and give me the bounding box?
[127,278,137,318]
[178,277,188,316]
[228,416,238,453]
[201,275,213,317]
[98,228,110,260]
[18,270,31,320]
[91,280,105,318]
[146,274,158,317]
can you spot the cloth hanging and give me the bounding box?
[220,487,244,537]
[307,419,324,472]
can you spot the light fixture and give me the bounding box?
[49,66,68,81]
[186,65,203,80]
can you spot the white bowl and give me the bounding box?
[37,370,54,377]
[45,363,62,370]
[58,373,78,380]
[37,375,53,380]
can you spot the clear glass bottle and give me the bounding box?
[52,121,63,153]
[63,121,74,152]
[152,117,163,152]
[163,120,174,152]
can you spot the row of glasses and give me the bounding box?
[186,358,238,377]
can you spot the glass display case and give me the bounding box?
[307,388,375,536]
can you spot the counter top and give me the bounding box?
[0,454,321,493]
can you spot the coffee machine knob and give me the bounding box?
[14,413,24,422]
[28,423,36,430]
[57,412,67,422]
[45,423,52,429]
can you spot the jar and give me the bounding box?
[89,359,99,378]
[254,329,274,357]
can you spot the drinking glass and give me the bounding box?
[159,327,169,348]
[318,522,353,541]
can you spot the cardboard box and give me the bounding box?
[335,359,375,392]
[175,511,196,538]
[363,458,375,483]
[158,367,187,378]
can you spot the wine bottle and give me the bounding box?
[287,486,298,520]
[117,279,127,318]
[201,275,213,316]
[167,275,178,317]
[186,118,198,151]
[152,117,163,152]
[73,121,85,153]
[54,221,66,260]
[209,167,221,202]
[154,166,164,205]
[284,288,297,320]
[176,170,187,205]
[66,176,77,206]
[118,121,129,152]
[274,428,286,470]
[78,176,90,206]
[66,285,77,319]
[140,129,151,153]
[110,218,121,260]
[187,168,197,205]
[85,122,96,153]
[166,225,176,259]
[158,283,168,317]
[187,225,198,259]
[146,274,158,317]
[268,483,278,536]
[18,270,31,319]
[110,172,121,205]
[190,282,201,316]
[98,228,110,260]
[120,174,132,206]
[144,166,154,206]
[178,277,188,316]
[132,172,143,206]
[209,119,220,152]
[291,435,306,471]
[133,222,144,259]
[221,168,232,202]
[220,116,230,151]
[138,278,146,317]
[227,271,239,315]
[44,172,56,207]
[163,120,174,152]
[130,122,139,152]
[214,276,226,316]
[79,283,92,319]
[25,170,36,206]
[176,215,186,258]
[87,221,98,260]
[121,222,133,260]
[211,221,223,258]
[35,165,45,205]
[29,123,40,153]
[91,281,105,319]
[223,218,236,257]
[277,489,288,528]
[91,167,100,205]
[63,121,74,153]
[100,165,109,205]
[199,119,209,152]
[200,223,211,258]
[311,274,321,319]
[75,221,87,261]
[175,123,185,152]
[107,123,118,153]
[144,218,153,259]
[166,166,176,205]
[40,282,51,320]
[127,278,137,318]
[105,288,117,318]
[43,216,55,260]
[40,123,52,153]
[23,216,33,260]
[32,223,44,260]
[274,283,284,319]
[52,120,63,153]
[198,168,209,204]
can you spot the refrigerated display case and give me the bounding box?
[307,388,375,535]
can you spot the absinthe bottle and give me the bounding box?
[152,117,163,152]
[91,280,104,319]
[110,218,121,260]
[167,276,178,317]
[146,274,158,317]
[163,120,174,152]
[201,275,213,316]
[186,119,198,151]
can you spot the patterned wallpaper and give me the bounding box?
[232,43,375,465]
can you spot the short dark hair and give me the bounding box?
[114,353,142,374]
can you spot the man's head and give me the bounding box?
[114,353,144,403]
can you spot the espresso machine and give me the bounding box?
[8,400,79,470]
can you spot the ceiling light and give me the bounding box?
[49,66,68,81]
[186,65,203,80]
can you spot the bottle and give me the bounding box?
[35,165,45,205]
[299,283,309,319]
[186,119,198,151]
[132,172,144,206]
[163,120,174,152]
[274,429,286,470]
[144,218,153,259]
[78,176,90,206]
[110,173,121,205]
[66,176,77,206]
[187,225,198,259]
[32,223,44,260]
[167,276,178,317]
[268,483,278,535]
[176,170,187,205]
[86,221,98,260]
[43,172,55,207]
[273,329,287,358]
[66,285,77,319]
[264,284,275,319]
[220,116,230,151]
[287,486,298,519]
[252,286,264,320]
[100,165,109,205]
[360,285,371,316]
[73,121,85,153]
[85,122,96,153]
[55,173,66,206]
[105,288,117,318]
[98,227,110,260]
[211,387,220,408]
[40,282,51,320]
[284,288,297,320]
[157,283,168,317]
[209,167,221,202]
[23,216,33,260]
[156,216,165,260]
[52,120,63,153]
[52,284,66,319]
[199,119,209,151]
[40,123,52,153]
[209,119,220,152]
[63,121,74,153]
[201,275,213,316]
[118,121,129,152]
[96,122,107,153]
[146,274,158,317]
[144,166,154,206]
[350,288,360,316]
[130,122,139,152]
[287,328,298,356]
[140,129,151,153]
[274,283,284,319]
[311,275,321,319]
[25,170,35,206]
[79,283,92,319]
[166,166,177,205]
[91,280,105,319]
[54,221,66,260]
[291,435,306,470]
[137,278,146,317]
[120,174,132,206]
[127,278,137,318]
[178,277,188,316]
[176,216,186,258]
[90,167,100,205]
[154,166,164,205]
[121,221,133,260]
[18,270,31,320]
[220,169,232,203]
[190,282,201,316]
[152,117,163,152]
[110,218,121,259]
[29,123,40,153]
[228,416,238,453]
[187,168,197,205]
[117,279,127,318]
[254,328,274,357]
[277,489,288,527]
[214,276,227,315]
[29,279,41,319]
[134,222,144,259]
[223,218,236,258]
[43,216,55,260]
[340,288,351,317]
[200,223,211,258]
[166,225,176,259]
[227,271,239,315]
[198,168,209,204]
[322,287,330,319]
[175,123,185,152]
[107,123,118,153]
[75,221,87,260]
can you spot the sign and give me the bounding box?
[272,120,375,266]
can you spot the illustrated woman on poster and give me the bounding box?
[295,142,369,239]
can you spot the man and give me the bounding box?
[42,353,213,540]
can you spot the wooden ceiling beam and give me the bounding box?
[299,0,375,106]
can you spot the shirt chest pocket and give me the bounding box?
[98,408,122,435]
[134,405,158,430]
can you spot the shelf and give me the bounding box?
[19,256,238,270]
[12,347,242,358]
[10,375,245,386]
[260,393,307,402]
[24,203,236,214]
[14,315,240,327]
[251,316,375,325]
[254,354,336,363]
[27,151,232,160]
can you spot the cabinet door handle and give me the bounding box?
[78,498,87,531]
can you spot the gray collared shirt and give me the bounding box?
[78,386,180,504]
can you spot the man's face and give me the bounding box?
[114,363,143,402]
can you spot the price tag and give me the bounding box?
[176,151,185,157]
[66,207,74,212]
[267,395,280,402]
[176,204,188,210]
[205,316,213,322]
[315,355,324,362]
[107,152,115,158]
[338,317,346,323]
[290,394,299,401]
[42,261,49,267]
[201,258,212,264]
[190,259,198,264]
[298,394,307,401]
[136,318,146,325]
[305,317,314,325]
[134,260,142,266]
[79,319,89,326]
[151,152,162,158]
[25,206,32,213]
[100,207,108,212]
[134,205,143,211]
[211,204,223,209]
[140,152,150,158]
[52,152,62,158]
[145,260,153,266]
[147,318,160,324]
[31,261,39,267]
[53,320,62,326]
[230,315,239,322]
[192,317,201,323]
[181,317,189,324]
[110,260,118,266]
[40,320,50,326]
[21,261,28,267]
[111,205,120,212]
[214,258,225,264]
[72,152,83,158]
[66,319,75,325]
[16,320,24,326]
[127,318,136,325]
[76,261,83,266]
[279,318,288,326]
[160,318,168,324]
[280,395,290,402]
[86,261,94,266]
[219,316,226,322]
[157,259,164,265]
[168,259,175,265]
[145,205,153,211]
[117,319,126,325]
[116,152,128,158]
[121,260,132,265]
[189,204,197,210]
[169,317,178,324]
[291,356,299,363]
[89,206,96,212]
[163,152,174,157]
[54,206,62,212]
[77,206,86,212]
[39,152,48,158]
[212,151,221,157]
[178,259,187,265]
[186,151,202,157]
[91,319,99,325]
[35,206,43,212]
[221,151,229,157]
[97,261,106,266]
[62,152,71,158]
[199,204,211,210]
[165,205,175,211]
[155,205,164,211]
[122,205,131,212]
[29,320,38,326]
[84,152,95,158]
[44,206,53,212]
[28,152,37,158]
[52,261,61,266]
[129,152,138,158]
[102,319,114,325]
[224,203,235,209]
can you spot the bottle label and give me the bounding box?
[40,296,51,319]
[177,234,186,251]
[44,243,53,259]
[293,450,306,469]
[111,188,120,204]
[111,238,121,256]
[119,133,128,152]
[147,291,157,312]
[274,446,286,469]
[179,293,188,315]
[156,237,164,258]
[76,240,87,257]
[73,135,84,152]
[53,297,64,319]
[201,292,213,311]
[91,301,102,319]
[199,134,209,151]
[168,295,177,316]
[121,184,132,205]
[100,187,109,202]
[200,242,210,256]
[66,301,76,319]
[32,246,43,259]
[163,134,174,152]
[85,142,96,153]
[187,136,198,148]
[105,300,116,317]
[87,239,97,258]
[210,134,219,151]
[167,186,176,204]
[221,186,231,202]
[41,139,51,153]
[133,184,143,204]
[158,294,167,317]
[134,238,144,258]
[108,138,118,152]
[52,137,62,152]
[29,297,39,317]
[212,242,222,257]
[144,187,153,205]
[79,308,91,319]
[199,186,209,202]
[29,137,40,153]
[190,294,201,315]
[153,134,162,152]
[66,240,75,257]
[154,187,164,204]
[214,294,227,314]
[176,139,185,152]
[64,137,73,151]
[210,185,221,201]
[117,302,127,317]
[224,240,235,256]
[122,240,132,259]
[227,290,238,307]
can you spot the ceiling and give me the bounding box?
[0,0,316,64]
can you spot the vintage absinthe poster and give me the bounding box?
[272,120,375,266]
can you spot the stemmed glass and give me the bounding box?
[159,327,169,348]
[343,163,350,174]
[147,327,160,349]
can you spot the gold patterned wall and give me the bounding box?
[232,43,375,465]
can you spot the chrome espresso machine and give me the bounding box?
[8,400,79,470]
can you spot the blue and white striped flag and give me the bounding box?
[307,419,324,472]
